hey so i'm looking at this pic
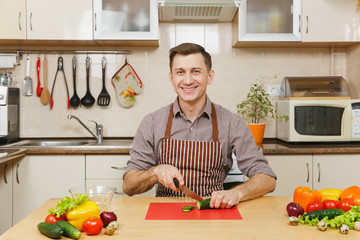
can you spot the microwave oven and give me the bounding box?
[276,99,360,142]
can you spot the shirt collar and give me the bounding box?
[172,95,212,119]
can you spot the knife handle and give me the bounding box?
[173,178,180,189]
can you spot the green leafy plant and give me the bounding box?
[236,79,288,124]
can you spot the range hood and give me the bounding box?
[158,0,240,22]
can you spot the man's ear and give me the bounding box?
[208,70,215,85]
[169,71,173,83]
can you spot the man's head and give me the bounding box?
[169,43,212,73]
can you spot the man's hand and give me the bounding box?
[210,189,241,209]
[153,164,184,192]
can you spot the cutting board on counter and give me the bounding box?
[145,202,242,220]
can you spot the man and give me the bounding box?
[122,43,276,209]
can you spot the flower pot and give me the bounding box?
[247,123,266,144]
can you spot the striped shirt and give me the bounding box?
[124,96,276,180]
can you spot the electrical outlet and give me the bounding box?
[268,85,280,97]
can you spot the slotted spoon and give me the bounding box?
[97,56,111,106]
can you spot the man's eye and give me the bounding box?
[176,71,183,75]
[193,70,201,74]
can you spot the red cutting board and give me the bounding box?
[145,202,242,220]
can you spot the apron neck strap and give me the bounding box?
[164,102,219,142]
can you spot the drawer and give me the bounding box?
[86,155,129,179]
[86,179,156,197]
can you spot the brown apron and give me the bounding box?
[156,102,225,197]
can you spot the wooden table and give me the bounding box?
[1,196,359,240]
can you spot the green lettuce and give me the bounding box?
[48,193,89,218]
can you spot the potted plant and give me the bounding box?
[236,79,288,144]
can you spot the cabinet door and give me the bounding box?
[236,0,301,42]
[12,155,85,225]
[302,0,360,42]
[93,0,158,40]
[0,0,26,39]
[313,154,360,190]
[265,155,312,196]
[0,161,12,235]
[26,0,92,40]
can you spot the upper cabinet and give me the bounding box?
[301,0,360,42]
[0,0,26,39]
[233,0,301,44]
[26,0,92,40]
[93,0,159,40]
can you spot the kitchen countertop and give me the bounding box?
[1,196,358,240]
[0,148,27,164]
[2,138,360,157]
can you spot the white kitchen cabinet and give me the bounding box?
[233,0,301,43]
[93,0,158,40]
[0,0,26,39]
[312,154,360,190]
[12,155,85,225]
[86,154,155,197]
[26,0,92,40]
[301,0,360,42]
[0,161,12,235]
[265,155,312,196]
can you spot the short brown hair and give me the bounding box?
[169,43,212,72]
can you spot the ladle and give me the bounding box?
[80,56,95,107]
[69,56,80,107]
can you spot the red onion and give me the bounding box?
[100,211,117,227]
[286,202,304,217]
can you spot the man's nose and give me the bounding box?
[183,72,193,84]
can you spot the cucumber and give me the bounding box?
[182,206,195,212]
[196,198,212,210]
[37,222,63,239]
[56,221,81,240]
[303,208,345,220]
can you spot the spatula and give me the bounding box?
[97,56,111,106]
[40,57,50,104]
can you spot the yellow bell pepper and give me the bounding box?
[320,188,343,201]
[66,200,100,231]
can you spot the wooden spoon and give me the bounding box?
[40,56,50,105]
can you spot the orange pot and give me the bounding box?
[248,123,266,144]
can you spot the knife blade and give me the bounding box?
[173,178,204,201]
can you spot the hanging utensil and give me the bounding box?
[50,56,70,110]
[97,56,111,106]
[40,56,50,105]
[23,56,33,96]
[69,56,81,107]
[36,57,43,97]
[80,56,95,107]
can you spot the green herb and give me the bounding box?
[299,206,360,229]
[49,194,89,218]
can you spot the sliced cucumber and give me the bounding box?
[197,198,212,210]
[182,206,195,212]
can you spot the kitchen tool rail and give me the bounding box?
[0,50,131,59]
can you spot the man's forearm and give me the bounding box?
[122,168,158,196]
[234,173,276,202]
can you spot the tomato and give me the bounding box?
[339,198,356,212]
[82,217,103,235]
[323,199,340,209]
[44,214,67,224]
[306,200,325,213]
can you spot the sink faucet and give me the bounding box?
[67,115,103,144]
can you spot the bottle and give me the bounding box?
[23,56,33,95]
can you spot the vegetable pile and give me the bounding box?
[37,194,119,239]
[286,186,360,234]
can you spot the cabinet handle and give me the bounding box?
[317,162,321,183]
[4,163,8,184]
[16,163,20,184]
[111,166,126,170]
[94,13,97,31]
[18,12,22,31]
[298,15,301,33]
[30,12,33,31]
[306,15,309,34]
[306,163,309,183]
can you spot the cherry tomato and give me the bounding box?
[339,198,356,212]
[83,217,103,235]
[323,199,340,209]
[307,200,325,213]
[44,214,67,224]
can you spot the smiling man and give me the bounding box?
[122,42,276,208]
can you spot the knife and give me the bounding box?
[173,178,204,201]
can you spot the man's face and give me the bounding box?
[169,53,214,105]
